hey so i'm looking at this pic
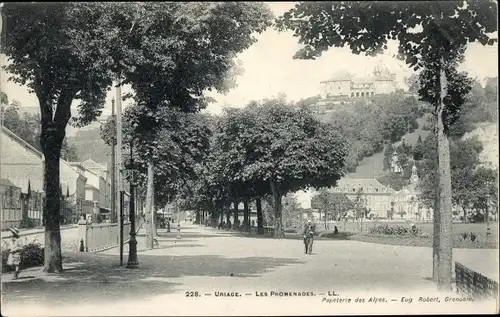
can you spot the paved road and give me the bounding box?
[2,224,497,316]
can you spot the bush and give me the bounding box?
[368,224,428,238]
[2,242,44,273]
[459,232,478,243]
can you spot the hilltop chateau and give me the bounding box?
[319,65,397,100]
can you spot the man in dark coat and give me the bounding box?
[303,220,315,255]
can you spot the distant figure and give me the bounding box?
[411,223,417,234]
[303,220,316,255]
[251,220,255,227]
[7,228,23,279]
[334,226,339,235]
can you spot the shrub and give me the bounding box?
[2,242,44,273]
[369,224,428,238]
[459,232,478,243]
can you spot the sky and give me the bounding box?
[1,2,498,121]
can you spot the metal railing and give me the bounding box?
[79,221,131,252]
[455,262,498,300]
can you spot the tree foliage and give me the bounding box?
[311,189,354,227]
[206,98,349,237]
[2,99,79,161]
[418,134,498,215]
[276,1,497,65]
[2,2,273,269]
[311,91,425,172]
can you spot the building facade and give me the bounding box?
[308,163,432,221]
[0,178,22,230]
[0,126,89,217]
[329,178,396,218]
[319,65,397,100]
[75,159,112,214]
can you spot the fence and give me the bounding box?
[455,262,498,300]
[78,221,131,252]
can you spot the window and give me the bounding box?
[371,92,375,96]
[356,92,359,97]
[361,92,365,97]
[351,92,354,97]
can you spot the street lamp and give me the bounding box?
[176,183,181,240]
[484,179,494,241]
[485,195,491,241]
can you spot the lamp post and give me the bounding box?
[176,184,181,240]
[485,194,491,241]
[126,141,138,269]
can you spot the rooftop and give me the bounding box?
[0,178,20,188]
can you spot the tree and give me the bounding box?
[383,143,395,171]
[119,2,272,247]
[413,135,425,161]
[405,74,420,95]
[214,99,347,237]
[3,3,132,273]
[3,2,272,269]
[276,0,497,291]
[311,189,335,230]
[281,195,302,229]
[2,98,79,161]
[312,190,354,230]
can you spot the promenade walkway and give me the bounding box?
[1,224,497,316]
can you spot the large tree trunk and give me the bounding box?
[256,198,264,234]
[435,61,453,291]
[218,200,224,224]
[233,200,239,229]
[145,160,155,249]
[433,146,440,283]
[243,198,250,232]
[324,210,328,230]
[41,126,64,273]
[270,180,283,238]
[210,198,217,227]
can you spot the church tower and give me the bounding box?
[410,163,419,185]
[391,150,402,174]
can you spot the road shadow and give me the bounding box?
[1,252,304,306]
[139,244,207,252]
[225,232,356,241]
[138,232,224,239]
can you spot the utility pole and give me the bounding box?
[110,98,116,223]
[126,141,138,269]
[0,3,4,219]
[116,77,124,266]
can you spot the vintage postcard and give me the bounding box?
[1,1,498,316]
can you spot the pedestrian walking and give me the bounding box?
[303,220,316,255]
[7,227,23,279]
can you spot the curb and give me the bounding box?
[1,225,78,240]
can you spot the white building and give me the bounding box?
[319,65,397,100]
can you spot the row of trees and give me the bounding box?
[121,97,350,241]
[2,2,273,272]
